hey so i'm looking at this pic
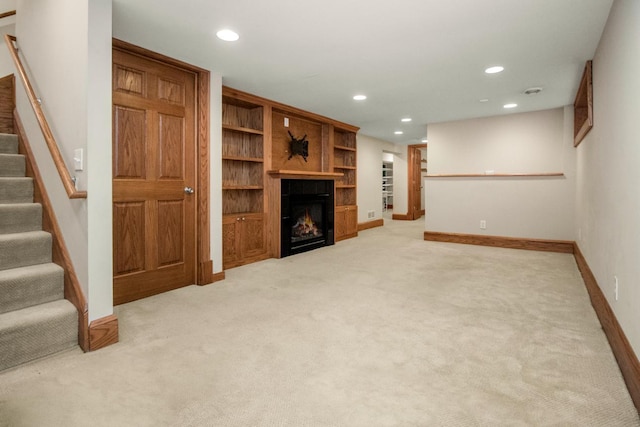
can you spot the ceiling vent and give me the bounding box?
[524,87,543,95]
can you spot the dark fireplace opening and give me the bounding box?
[281,179,334,257]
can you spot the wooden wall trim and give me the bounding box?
[358,219,384,231]
[112,38,215,284]
[425,172,565,178]
[4,35,86,199]
[392,213,413,221]
[14,111,90,351]
[89,314,119,351]
[197,268,225,286]
[574,243,640,412]
[0,10,16,20]
[423,231,574,253]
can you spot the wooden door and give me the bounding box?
[408,144,427,220]
[112,48,197,304]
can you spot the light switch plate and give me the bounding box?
[74,148,83,171]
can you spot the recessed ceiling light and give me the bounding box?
[421,138,428,143]
[353,94,367,101]
[216,29,239,41]
[479,98,489,103]
[401,118,412,122]
[503,103,518,109]
[485,66,504,74]
[394,131,404,135]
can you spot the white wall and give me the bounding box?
[393,146,408,216]
[356,134,396,223]
[15,0,112,321]
[425,107,576,240]
[575,0,640,353]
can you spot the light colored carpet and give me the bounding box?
[0,218,638,426]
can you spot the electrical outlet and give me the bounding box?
[614,276,619,301]
[480,220,486,229]
[284,117,289,127]
[368,210,375,219]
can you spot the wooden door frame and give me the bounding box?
[392,143,427,221]
[113,39,217,285]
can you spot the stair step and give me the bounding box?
[0,230,51,271]
[0,263,64,314]
[0,299,78,371]
[0,177,33,204]
[0,203,42,234]
[0,133,18,154]
[0,153,26,177]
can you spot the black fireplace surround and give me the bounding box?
[281,179,334,257]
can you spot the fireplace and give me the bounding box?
[281,179,334,257]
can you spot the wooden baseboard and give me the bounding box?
[197,260,213,285]
[574,244,640,412]
[198,270,225,285]
[392,213,412,221]
[358,218,384,231]
[423,231,574,253]
[89,314,119,351]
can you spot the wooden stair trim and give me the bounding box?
[4,34,86,199]
[0,74,15,134]
[14,111,91,351]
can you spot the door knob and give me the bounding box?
[184,186,195,194]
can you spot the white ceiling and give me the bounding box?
[112,0,613,144]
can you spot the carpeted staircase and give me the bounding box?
[0,132,77,371]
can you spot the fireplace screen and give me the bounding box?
[291,203,324,243]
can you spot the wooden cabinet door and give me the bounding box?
[222,215,240,269]
[240,213,266,259]
[346,206,358,235]
[112,48,197,304]
[334,206,348,241]
[223,213,266,269]
[335,205,357,241]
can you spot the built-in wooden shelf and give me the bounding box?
[334,165,356,170]
[336,184,356,189]
[222,123,264,135]
[425,172,565,178]
[267,170,343,180]
[334,145,356,152]
[222,155,264,163]
[223,185,264,190]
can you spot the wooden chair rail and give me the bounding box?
[4,34,87,199]
[425,172,565,178]
[0,10,16,19]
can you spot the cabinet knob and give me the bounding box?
[184,186,195,194]
[242,217,246,221]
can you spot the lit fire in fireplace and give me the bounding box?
[292,209,321,240]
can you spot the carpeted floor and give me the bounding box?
[0,218,638,426]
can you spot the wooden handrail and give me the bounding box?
[4,34,86,199]
[0,10,16,19]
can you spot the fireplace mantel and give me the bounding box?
[267,170,343,180]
